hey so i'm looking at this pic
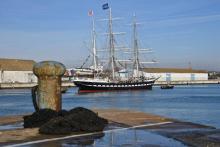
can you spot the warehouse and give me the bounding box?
[143,68,208,82]
[0,58,37,83]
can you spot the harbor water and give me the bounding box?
[0,84,220,128]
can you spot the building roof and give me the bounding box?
[0,58,36,71]
[143,68,207,73]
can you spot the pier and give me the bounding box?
[0,81,74,89]
[0,109,219,146]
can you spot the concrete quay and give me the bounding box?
[155,80,220,85]
[0,80,220,89]
[0,109,219,147]
[0,82,75,89]
[0,83,37,89]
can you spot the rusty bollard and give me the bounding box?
[33,61,66,111]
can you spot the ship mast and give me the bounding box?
[132,14,156,78]
[92,16,98,71]
[108,8,116,80]
[133,14,141,78]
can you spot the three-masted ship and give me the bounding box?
[73,8,157,93]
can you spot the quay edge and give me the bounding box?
[154,80,220,85]
[0,80,220,89]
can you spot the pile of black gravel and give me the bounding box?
[23,109,59,128]
[23,107,108,135]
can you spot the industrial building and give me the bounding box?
[143,68,208,82]
[0,58,37,83]
[0,58,209,84]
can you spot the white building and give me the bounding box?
[143,68,208,82]
[0,58,37,83]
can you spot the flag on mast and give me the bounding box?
[102,3,109,10]
[88,10,93,16]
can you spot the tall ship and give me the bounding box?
[73,8,158,93]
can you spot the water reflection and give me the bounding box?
[24,125,186,147]
[0,122,23,131]
[62,133,104,147]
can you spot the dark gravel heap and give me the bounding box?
[23,109,59,128]
[23,107,108,135]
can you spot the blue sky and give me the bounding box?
[0,0,220,71]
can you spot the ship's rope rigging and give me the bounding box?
[80,54,91,69]
[78,9,158,81]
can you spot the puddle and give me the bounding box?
[0,122,23,131]
[23,125,187,147]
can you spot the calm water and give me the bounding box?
[0,84,220,128]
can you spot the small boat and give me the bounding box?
[61,87,68,93]
[161,84,174,89]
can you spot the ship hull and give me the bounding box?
[74,80,155,93]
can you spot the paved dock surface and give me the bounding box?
[0,115,24,125]
[0,109,220,147]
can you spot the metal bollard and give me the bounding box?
[33,61,66,111]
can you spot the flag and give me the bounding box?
[102,3,109,10]
[88,10,93,16]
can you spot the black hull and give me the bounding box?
[74,80,155,93]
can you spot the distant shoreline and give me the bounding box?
[0,80,219,89]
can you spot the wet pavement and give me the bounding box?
[0,109,220,147]
[140,121,220,147]
[0,122,23,131]
[2,124,187,147]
